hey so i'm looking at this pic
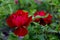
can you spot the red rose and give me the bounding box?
[6,10,32,28]
[14,27,28,36]
[34,10,46,22]
[6,10,32,36]
[34,10,52,25]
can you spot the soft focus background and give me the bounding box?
[0,0,60,40]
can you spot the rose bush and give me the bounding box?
[0,0,60,40]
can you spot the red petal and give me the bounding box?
[24,16,32,28]
[34,10,46,16]
[6,17,16,28]
[43,14,52,24]
[14,28,28,36]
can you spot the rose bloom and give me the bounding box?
[14,27,28,36]
[6,10,32,36]
[34,10,52,26]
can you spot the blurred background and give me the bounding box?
[0,0,60,40]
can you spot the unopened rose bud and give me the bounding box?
[15,0,18,4]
